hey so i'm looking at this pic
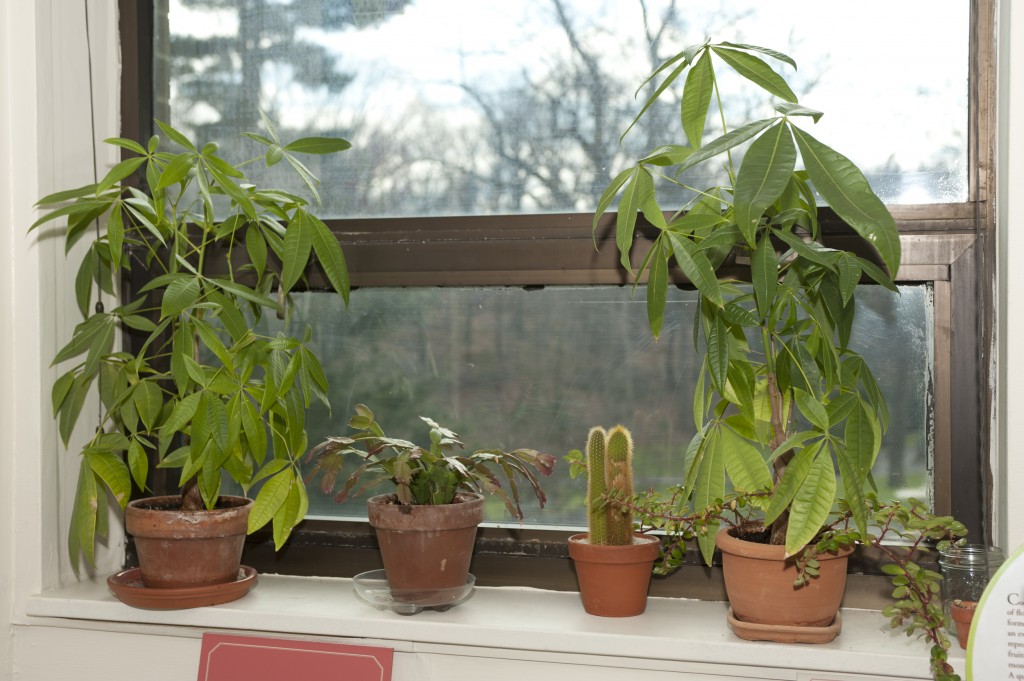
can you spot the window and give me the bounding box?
[119,0,996,585]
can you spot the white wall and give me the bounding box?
[1,0,1023,679]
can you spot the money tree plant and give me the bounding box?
[593,40,901,562]
[32,113,352,569]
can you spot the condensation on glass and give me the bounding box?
[254,285,934,527]
[158,0,969,217]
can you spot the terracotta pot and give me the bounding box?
[125,495,252,589]
[367,492,484,592]
[716,527,852,630]
[568,533,661,617]
[951,599,977,649]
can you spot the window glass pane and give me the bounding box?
[161,0,968,216]
[258,285,932,527]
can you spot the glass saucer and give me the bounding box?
[352,569,475,615]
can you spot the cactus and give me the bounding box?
[584,425,635,546]
[606,426,634,545]
[586,427,609,544]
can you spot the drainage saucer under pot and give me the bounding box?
[352,569,474,615]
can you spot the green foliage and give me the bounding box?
[566,425,636,546]
[628,490,966,681]
[33,116,352,570]
[307,404,555,518]
[593,40,900,557]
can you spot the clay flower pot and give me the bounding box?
[568,533,661,617]
[367,492,484,595]
[951,599,977,649]
[716,527,853,642]
[124,495,253,589]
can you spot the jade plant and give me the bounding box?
[307,404,555,517]
[31,113,352,569]
[568,425,637,545]
[626,489,966,681]
[593,39,901,562]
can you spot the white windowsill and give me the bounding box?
[25,574,965,680]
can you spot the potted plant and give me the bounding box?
[628,489,966,680]
[31,113,352,599]
[593,39,901,637]
[565,425,660,617]
[308,404,554,600]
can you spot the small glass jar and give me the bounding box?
[938,544,1005,625]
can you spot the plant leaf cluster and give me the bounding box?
[593,40,901,560]
[307,404,555,519]
[33,115,352,567]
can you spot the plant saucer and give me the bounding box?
[107,565,257,610]
[352,569,475,615]
[726,607,842,644]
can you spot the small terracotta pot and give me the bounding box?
[125,495,252,589]
[716,527,852,630]
[567,533,661,617]
[951,600,977,649]
[368,492,484,593]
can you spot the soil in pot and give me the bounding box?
[367,492,484,597]
[125,495,253,589]
[716,526,852,642]
[951,599,977,649]
[568,533,661,617]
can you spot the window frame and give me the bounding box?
[117,0,998,591]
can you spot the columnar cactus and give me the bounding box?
[605,426,635,545]
[585,425,635,546]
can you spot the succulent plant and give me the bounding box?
[576,425,635,546]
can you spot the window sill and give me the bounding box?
[25,574,964,680]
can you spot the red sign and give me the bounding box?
[197,633,393,681]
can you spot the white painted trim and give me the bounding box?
[24,575,964,681]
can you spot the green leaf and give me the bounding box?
[281,208,314,294]
[82,317,116,378]
[837,253,862,305]
[706,314,729,394]
[161,278,201,319]
[51,370,76,416]
[712,47,798,102]
[283,152,322,206]
[621,49,696,142]
[721,427,772,493]
[58,374,93,447]
[717,42,797,69]
[794,388,829,432]
[592,167,636,234]
[127,438,149,491]
[206,290,248,344]
[665,232,723,306]
[681,50,715,148]
[132,380,164,431]
[159,392,201,438]
[284,136,352,154]
[733,122,796,244]
[786,448,837,556]
[249,467,293,533]
[775,101,824,122]
[790,125,900,276]
[751,234,779,323]
[87,450,131,509]
[309,214,350,305]
[209,278,281,313]
[70,460,99,570]
[646,239,668,339]
[155,119,197,152]
[847,400,880,477]
[692,426,725,565]
[272,474,303,550]
[764,440,820,526]
[246,225,268,278]
[74,247,98,319]
[614,168,652,273]
[155,152,195,190]
[676,118,777,178]
[97,156,147,194]
[639,145,693,167]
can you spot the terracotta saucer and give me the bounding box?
[107,566,257,610]
[726,607,842,644]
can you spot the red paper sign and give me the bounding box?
[197,633,393,681]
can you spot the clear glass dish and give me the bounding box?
[352,570,475,615]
